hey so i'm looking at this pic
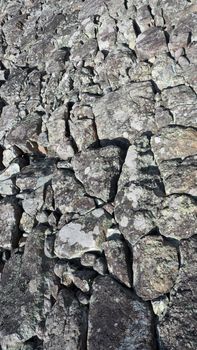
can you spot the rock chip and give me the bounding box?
[54,261,95,292]
[72,146,123,202]
[54,209,111,259]
[133,236,179,300]
[87,275,155,350]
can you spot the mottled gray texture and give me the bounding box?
[0,0,196,349]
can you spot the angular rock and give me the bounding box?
[16,159,55,192]
[161,85,197,127]
[54,261,95,292]
[136,27,167,60]
[0,199,20,249]
[158,195,197,240]
[103,239,131,287]
[133,236,179,300]
[158,156,197,196]
[115,135,164,245]
[87,276,156,350]
[93,256,107,275]
[94,46,135,91]
[0,227,58,347]
[97,12,117,51]
[6,113,43,154]
[43,289,87,350]
[52,168,95,215]
[151,127,197,164]
[69,118,97,151]
[0,105,20,144]
[54,209,111,259]
[72,146,123,202]
[44,105,74,160]
[158,237,197,350]
[152,54,184,90]
[93,82,156,144]
[19,187,44,217]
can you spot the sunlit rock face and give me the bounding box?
[0,0,196,349]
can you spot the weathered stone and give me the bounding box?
[6,113,43,154]
[45,105,75,159]
[158,195,197,240]
[158,237,197,350]
[69,118,97,150]
[93,82,156,144]
[136,27,167,60]
[0,227,58,347]
[54,209,111,259]
[158,156,197,196]
[87,276,155,350]
[94,45,135,91]
[52,168,95,215]
[136,5,154,32]
[152,54,184,90]
[115,135,163,245]
[93,256,107,275]
[43,289,87,350]
[54,260,95,292]
[16,160,55,192]
[0,105,19,145]
[151,127,197,164]
[81,252,97,267]
[133,236,179,300]
[97,12,117,51]
[103,239,131,287]
[0,199,20,249]
[160,85,197,127]
[72,146,123,202]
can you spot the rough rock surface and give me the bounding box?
[0,0,196,349]
[54,209,111,259]
[158,237,197,350]
[87,276,155,350]
[133,236,179,300]
[72,146,124,202]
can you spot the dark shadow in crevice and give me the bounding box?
[24,336,43,349]
[151,310,163,350]
[89,137,130,152]
[133,19,141,37]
